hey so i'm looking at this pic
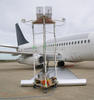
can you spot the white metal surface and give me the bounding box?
[21,67,87,86]
[58,79,86,86]
[36,7,43,19]
[45,7,52,19]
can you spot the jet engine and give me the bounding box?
[17,54,44,67]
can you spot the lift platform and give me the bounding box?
[21,67,87,86]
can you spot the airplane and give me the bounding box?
[0,23,94,69]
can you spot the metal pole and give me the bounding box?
[43,16,47,87]
[32,23,36,77]
[53,23,57,77]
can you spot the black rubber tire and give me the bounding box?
[57,61,65,67]
[54,84,57,88]
[36,64,43,69]
[33,84,37,88]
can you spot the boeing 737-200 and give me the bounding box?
[0,23,94,68]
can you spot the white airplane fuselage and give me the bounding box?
[17,33,94,65]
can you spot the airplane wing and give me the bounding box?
[0,51,32,55]
[0,45,18,49]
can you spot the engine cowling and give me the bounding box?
[17,54,44,66]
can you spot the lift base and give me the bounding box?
[21,67,87,86]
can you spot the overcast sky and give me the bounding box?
[0,0,94,59]
[1,0,94,45]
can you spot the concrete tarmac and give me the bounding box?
[0,61,94,100]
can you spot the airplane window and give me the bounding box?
[81,40,83,43]
[72,41,73,45]
[75,41,76,44]
[88,40,90,43]
[64,43,65,46]
[69,42,70,45]
[84,40,86,43]
[66,43,68,45]
[78,41,79,44]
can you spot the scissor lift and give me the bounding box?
[32,7,58,92]
[21,7,87,93]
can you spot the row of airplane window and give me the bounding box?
[48,39,90,47]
